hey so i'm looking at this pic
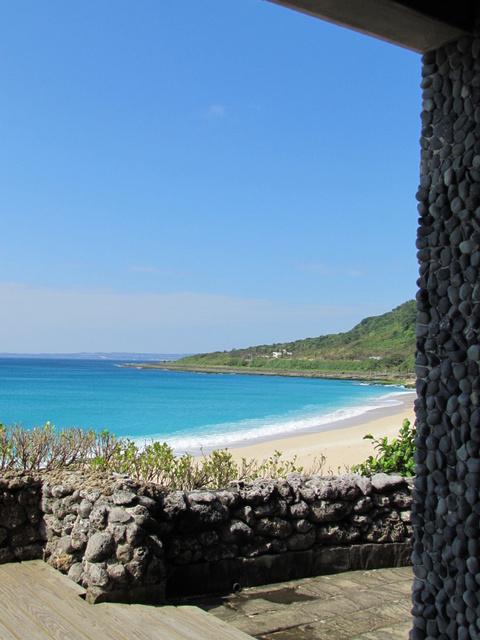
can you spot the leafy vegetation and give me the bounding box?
[2,419,417,485]
[0,423,324,490]
[0,422,93,472]
[351,418,416,477]
[169,301,416,375]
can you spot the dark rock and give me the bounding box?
[309,500,351,523]
[253,498,286,518]
[371,474,405,491]
[78,499,93,519]
[0,504,26,528]
[108,507,132,524]
[215,490,240,508]
[240,480,276,505]
[86,562,109,588]
[0,549,15,564]
[68,562,84,584]
[167,536,203,565]
[107,562,128,584]
[113,490,137,506]
[288,500,310,518]
[285,529,316,551]
[293,518,313,533]
[89,505,108,532]
[160,491,187,520]
[219,519,254,544]
[254,517,293,539]
[85,532,114,563]
[316,523,361,544]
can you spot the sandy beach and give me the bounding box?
[228,392,416,474]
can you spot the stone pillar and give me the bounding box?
[412,29,480,640]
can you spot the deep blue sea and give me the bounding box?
[0,357,411,454]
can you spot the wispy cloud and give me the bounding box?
[204,104,227,119]
[301,264,335,276]
[0,282,380,353]
[128,266,159,274]
[127,266,193,278]
[301,264,365,278]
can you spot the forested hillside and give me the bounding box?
[174,301,416,374]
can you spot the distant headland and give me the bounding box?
[130,301,416,387]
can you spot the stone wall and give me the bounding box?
[413,30,480,640]
[41,471,166,604]
[161,472,412,599]
[0,472,44,564]
[0,469,412,604]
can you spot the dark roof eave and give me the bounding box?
[267,0,473,53]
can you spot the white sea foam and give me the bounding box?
[134,390,412,456]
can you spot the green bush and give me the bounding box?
[0,423,325,490]
[351,418,416,477]
[89,440,324,489]
[0,422,95,472]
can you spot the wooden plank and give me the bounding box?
[0,567,67,640]
[9,560,123,640]
[98,604,181,640]
[150,608,210,640]
[125,604,209,640]
[179,605,255,640]
[164,605,254,640]
[128,604,206,640]
[144,605,254,640]
[120,604,189,639]
[0,615,26,640]
[0,562,128,640]
[24,559,86,597]
[0,562,254,640]
[0,582,48,640]
[0,564,90,640]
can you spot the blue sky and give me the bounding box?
[1,1,421,354]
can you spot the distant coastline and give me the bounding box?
[123,301,417,387]
[1,358,413,452]
[125,361,415,388]
[0,352,189,361]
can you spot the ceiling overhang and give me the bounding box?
[267,0,477,52]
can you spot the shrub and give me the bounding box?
[351,418,416,477]
[0,423,324,489]
[0,422,94,472]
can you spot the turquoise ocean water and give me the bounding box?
[0,357,411,454]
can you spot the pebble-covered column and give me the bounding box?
[412,29,480,640]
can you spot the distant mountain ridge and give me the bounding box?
[0,353,189,361]
[174,301,416,375]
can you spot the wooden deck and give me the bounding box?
[0,560,253,639]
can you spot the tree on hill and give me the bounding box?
[176,300,416,374]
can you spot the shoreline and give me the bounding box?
[125,362,415,387]
[225,391,416,473]
[126,361,416,471]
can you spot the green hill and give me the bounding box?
[173,301,416,376]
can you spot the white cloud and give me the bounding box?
[0,282,381,354]
[346,268,365,278]
[301,264,365,278]
[205,104,227,119]
[128,266,159,273]
[301,263,335,276]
